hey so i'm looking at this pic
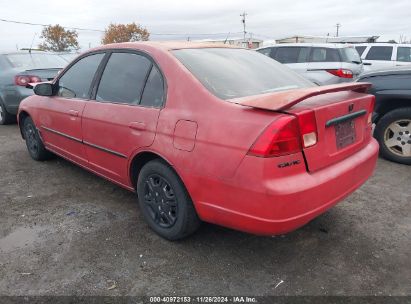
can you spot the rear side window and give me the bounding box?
[96,52,151,104]
[355,46,367,56]
[57,53,104,99]
[397,47,411,62]
[365,46,393,60]
[140,65,165,107]
[310,47,340,62]
[256,48,272,57]
[274,47,309,63]
[340,47,362,63]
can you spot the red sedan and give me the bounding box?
[18,42,379,240]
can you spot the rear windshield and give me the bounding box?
[340,47,362,63]
[173,48,313,100]
[5,53,68,70]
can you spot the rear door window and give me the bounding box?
[397,47,411,62]
[309,47,340,62]
[96,52,152,105]
[274,47,309,63]
[365,46,393,61]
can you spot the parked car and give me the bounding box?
[256,43,363,85]
[18,42,378,240]
[0,51,68,125]
[57,52,80,62]
[354,43,411,72]
[357,67,411,165]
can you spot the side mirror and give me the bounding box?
[33,83,54,96]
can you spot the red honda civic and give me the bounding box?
[18,42,379,240]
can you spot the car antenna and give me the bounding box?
[29,33,37,54]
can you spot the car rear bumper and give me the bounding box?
[191,138,379,235]
[2,86,33,115]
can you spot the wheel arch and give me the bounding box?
[129,151,180,190]
[374,96,411,124]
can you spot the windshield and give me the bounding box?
[5,53,68,70]
[173,48,314,100]
[341,47,362,63]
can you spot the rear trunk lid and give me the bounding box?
[231,83,374,172]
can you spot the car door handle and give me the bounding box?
[129,122,146,131]
[68,110,79,117]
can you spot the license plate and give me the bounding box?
[335,120,356,149]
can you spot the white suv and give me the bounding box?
[256,43,363,85]
[354,43,411,71]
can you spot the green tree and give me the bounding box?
[38,24,79,52]
[102,23,150,44]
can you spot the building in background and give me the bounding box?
[195,37,263,49]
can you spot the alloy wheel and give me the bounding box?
[383,119,411,158]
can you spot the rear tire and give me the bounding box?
[374,107,411,165]
[136,159,201,240]
[22,116,53,161]
[0,102,15,125]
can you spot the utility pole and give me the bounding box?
[335,23,341,37]
[240,11,248,46]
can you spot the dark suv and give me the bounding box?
[0,51,68,124]
[357,67,411,165]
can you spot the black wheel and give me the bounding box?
[374,107,411,165]
[22,117,53,161]
[136,160,200,240]
[0,102,15,125]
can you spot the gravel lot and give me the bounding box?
[0,124,410,296]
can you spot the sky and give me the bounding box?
[0,0,410,51]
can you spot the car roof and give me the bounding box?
[0,50,61,55]
[359,66,411,78]
[354,43,411,47]
[91,41,242,52]
[257,43,353,49]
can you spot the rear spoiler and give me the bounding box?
[231,82,372,111]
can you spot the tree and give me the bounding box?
[38,25,79,52]
[102,23,150,44]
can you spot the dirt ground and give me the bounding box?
[0,124,410,296]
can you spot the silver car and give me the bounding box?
[256,43,363,85]
[354,43,411,72]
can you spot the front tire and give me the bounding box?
[136,160,201,240]
[22,117,53,161]
[374,107,411,165]
[0,102,15,125]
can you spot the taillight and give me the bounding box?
[248,111,318,158]
[326,69,353,79]
[367,96,376,125]
[297,110,318,148]
[14,75,41,86]
[248,116,301,157]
